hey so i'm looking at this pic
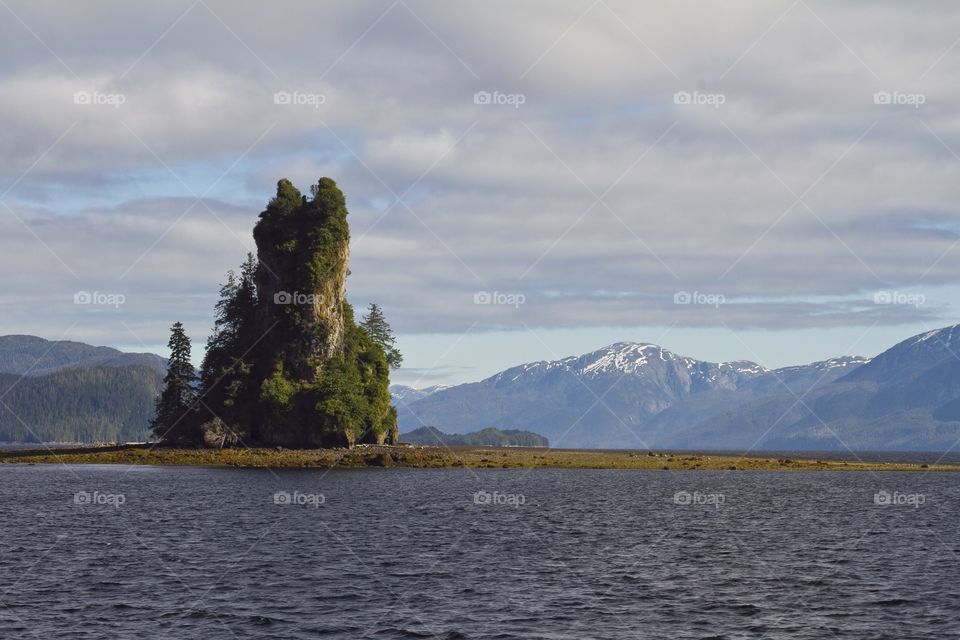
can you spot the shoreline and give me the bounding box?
[0,443,958,472]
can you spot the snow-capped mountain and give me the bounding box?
[396,325,960,451]
[397,341,871,449]
[489,343,768,389]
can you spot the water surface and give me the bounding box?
[0,464,956,639]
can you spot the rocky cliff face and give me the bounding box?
[249,178,396,447]
[307,240,349,365]
[254,178,350,381]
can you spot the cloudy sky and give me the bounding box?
[2,0,960,386]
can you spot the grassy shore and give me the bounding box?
[0,443,956,471]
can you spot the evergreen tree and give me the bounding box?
[150,322,198,444]
[197,254,259,440]
[360,303,402,369]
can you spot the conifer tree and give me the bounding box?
[360,303,402,369]
[150,322,198,444]
[198,254,259,439]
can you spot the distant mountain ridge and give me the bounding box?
[396,341,872,449]
[7,326,960,450]
[395,329,960,451]
[0,335,165,443]
[0,335,166,377]
[682,324,960,451]
[390,384,451,403]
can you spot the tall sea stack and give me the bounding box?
[249,178,397,447]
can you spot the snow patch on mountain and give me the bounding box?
[483,342,773,389]
[390,384,451,403]
[774,356,871,376]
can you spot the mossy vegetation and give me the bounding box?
[2,444,958,472]
[151,178,398,448]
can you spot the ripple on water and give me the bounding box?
[0,466,956,639]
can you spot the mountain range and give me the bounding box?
[395,325,960,451]
[0,336,164,443]
[0,335,166,377]
[5,325,960,450]
[390,384,452,404]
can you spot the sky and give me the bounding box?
[1,0,959,387]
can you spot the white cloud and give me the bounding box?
[1,0,959,359]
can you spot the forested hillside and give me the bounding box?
[0,335,166,377]
[0,365,162,443]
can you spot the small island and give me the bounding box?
[150,177,398,450]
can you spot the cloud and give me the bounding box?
[1,0,960,352]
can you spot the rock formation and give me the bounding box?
[248,178,397,447]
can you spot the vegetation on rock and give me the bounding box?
[153,178,399,448]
